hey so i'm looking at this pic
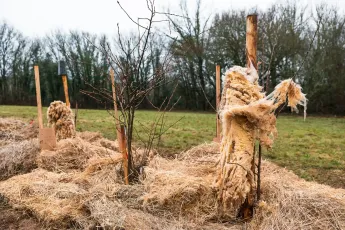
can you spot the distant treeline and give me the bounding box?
[1,2,345,114]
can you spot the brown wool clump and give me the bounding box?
[216,65,307,213]
[47,101,76,140]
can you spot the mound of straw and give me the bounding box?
[76,131,103,143]
[0,129,344,229]
[0,139,39,180]
[0,169,89,228]
[253,162,345,229]
[47,101,76,140]
[0,118,38,146]
[37,137,122,172]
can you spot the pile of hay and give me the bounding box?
[0,118,40,180]
[37,137,122,172]
[0,117,38,146]
[0,135,344,229]
[0,139,39,180]
[253,162,345,229]
[47,101,76,140]
[142,143,221,221]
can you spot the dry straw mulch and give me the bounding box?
[0,118,39,180]
[0,139,39,180]
[0,123,344,230]
[0,117,344,229]
[0,117,38,147]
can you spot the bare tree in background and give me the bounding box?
[81,0,180,182]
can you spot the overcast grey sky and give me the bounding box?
[1,0,344,37]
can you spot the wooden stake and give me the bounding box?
[241,13,258,220]
[62,75,70,107]
[214,64,221,142]
[34,65,43,129]
[110,69,129,185]
[75,102,78,128]
[246,15,258,69]
[34,65,57,150]
[118,125,129,185]
[110,69,119,122]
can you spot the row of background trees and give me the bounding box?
[1,1,344,114]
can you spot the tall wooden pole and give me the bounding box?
[118,125,129,185]
[110,69,129,185]
[246,15,258,69]
[62,75,70,107]
[215,64,221,141]
[247,14,263,202]
[110,69,119,122]
[242,14,258,219]
[34,65,43,129]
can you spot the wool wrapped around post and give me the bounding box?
[47,101,76,140]
[216,64,307,214]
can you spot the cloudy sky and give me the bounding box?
[1,0,344,37]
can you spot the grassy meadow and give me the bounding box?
[1,105,345,188]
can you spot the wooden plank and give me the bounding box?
[34,65,43,129]
[39,128,57,150]
[62,75,70,107]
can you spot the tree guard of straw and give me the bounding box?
[47,101,76,140]
[216,63,307,215]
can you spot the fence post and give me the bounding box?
[34,65,43,129]
[214,64,221,142]
[35,65,56,150]
[58,61,70,107]
[110,69,129,185]
[241,13,258,219]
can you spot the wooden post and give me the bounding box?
[110,69,119,122]
[214,64,221,142]
[246,15,258,69]
[34,65,43,129]
[110,69,129,185]
[247,14,263,204]
[34,65,56,150]
[242,13,258,219]
[62,75,70,107]
[74,102,78,128]
[118,125,129,185]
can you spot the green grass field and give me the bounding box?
[1,105,345,188]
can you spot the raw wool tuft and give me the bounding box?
[217,67,307,213]
[47,101,76,140]
[265,78,307,119]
